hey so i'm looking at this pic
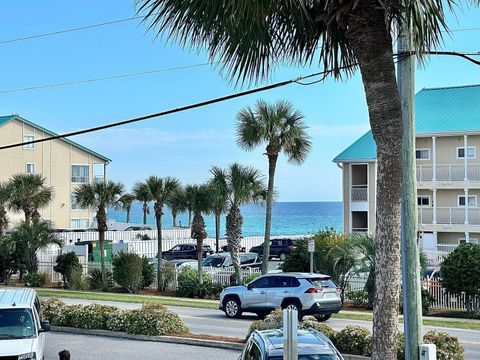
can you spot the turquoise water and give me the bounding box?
[109,202,343,237]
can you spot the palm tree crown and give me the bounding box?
[119,193,136,223]
[133,182,151,225]
[74,181,124,216]
[166,187,187,227]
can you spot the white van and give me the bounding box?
[0,288,50,360]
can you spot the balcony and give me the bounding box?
[93,175,104,184]
[418,207,480,226]
[351,185,368,202]
[417,164,480,182]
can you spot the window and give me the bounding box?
[71,165,89,183]
[245,341,262,360]
[457,146,476,159]
[415,149,430,160]
[70,219,89,229]
[23,135,35,149]
[249,277,270,289]
[71,193,83,210]
[458,195,477,207]
[269,276,300,288]
[459,238,479,244]
[417,196,430,207]
[25,163,36,174]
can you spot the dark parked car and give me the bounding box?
[124,225,152,231]
[203,252,261,269]
[250,238,295,261]
[162,243,214,260]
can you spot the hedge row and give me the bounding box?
[42,298,188,336]
[248,310,464,360]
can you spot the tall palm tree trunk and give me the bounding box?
[155,203,163,290]
[226,206,243,285]
[197,237,204,285]
[126,207,131,223]
[0,207,7,236]
[143,202,148,225]
[262,152,278,274]
[172,211,177,227]
[348,6,403,360]
[215,212,221,253]
[188,210,192,227]
[96,208,108,289]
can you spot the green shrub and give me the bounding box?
[158,261,176,291]
[299,318,336,339]
[53,252,82,289]
[243,272,260,285]
[345,289,369,308]
[67,304,119,329]
[396,332,405,360]
[88,268,114,290]
[421,289,435,316]
[112,252,144,293]
[41,298,67,325]
[176,267,223,298]
[142,257,155,289]
[248,309,283,337]
[24,272,47,287]
[423,330,464,360]
[332,325,372,356]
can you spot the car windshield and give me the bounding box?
[269,355,340,360]
[0,308,36,339]
[203,257,225,267]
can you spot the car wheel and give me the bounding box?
[282,300,303,321]
[224,297,242,318]
[279,252,287,261]
[314,314,332,322]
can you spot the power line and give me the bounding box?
[0,62,219,94]
[0,66,354,151]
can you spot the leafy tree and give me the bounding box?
[7,174,53,224]
[237,100,311,274]
[119,193,136,223]
[208,167,229,253]
[441,243,480,313]
[112,252,144,293]
[0,183,9,236]
[133,182,151,225]
[137,176,180,289]
[135,0,469,356]
[9,220,61,273]
[74,181,124,288]
[141,257,155,289]
[54,252,82,289]
[0,236,23,284]
[166,187,187,227]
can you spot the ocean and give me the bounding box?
[109,201,343,237]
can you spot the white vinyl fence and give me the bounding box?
[422,278,480,311]
[56,228,191,243]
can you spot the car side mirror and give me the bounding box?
[39,320,51,333]
[247,284,253,290]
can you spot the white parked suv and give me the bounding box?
[0,288,51,360]
[219,273,342,321]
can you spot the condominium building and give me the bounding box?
[0,114,110,229]
[333,84,480,254]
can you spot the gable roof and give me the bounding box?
[0,114,111,162]
[333,84,480,162]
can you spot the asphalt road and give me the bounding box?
[45,332,241,360]
[54,297,480,359]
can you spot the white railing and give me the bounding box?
[56,228,191,243]
[417,164,480,182]
[436,244,458,253]
[351,185,368,202]
[422,278,480,311]
[418,207,480,225]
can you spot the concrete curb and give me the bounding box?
[52,326,245,351]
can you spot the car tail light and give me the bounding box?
[336,287,343,292]
[305,288,323,293]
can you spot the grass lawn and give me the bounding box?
[37,288,480,331]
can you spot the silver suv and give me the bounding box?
[219,273,342,321]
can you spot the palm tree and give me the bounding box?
[136,1,460,356]
[166,187,187,227]
[138,176,180,289]
[133,182,151,225]
[119,193,136,223]
[184,185,196,227]
[9,220,62,273]
[237,100,311,274]
[189,184,211,284]
[0,183,10,236]
[208,167,229,253]
[222,163,266,284]
[74,181,124,286]
[7,174,53,224]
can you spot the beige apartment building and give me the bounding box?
[333,84,480,254]
[0,114,110,229]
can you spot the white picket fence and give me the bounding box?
[56,228,191,243]
[421,278,480,311]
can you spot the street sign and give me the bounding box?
[308,239,315,252]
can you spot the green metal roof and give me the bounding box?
[0,114,111,162]
[334,84,480,162]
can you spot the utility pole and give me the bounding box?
[398,19,423,360]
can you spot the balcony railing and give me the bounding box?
[418,207,480,225]
[351,185,368,201]
[93,175,104,184]
[417,164,480,182]
[352,227,368,233]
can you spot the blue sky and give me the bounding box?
[1,1,480,201]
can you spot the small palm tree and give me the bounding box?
[7,174,53,224]
[222,163,266,284]
[208,167,229,253]
[74,181,124,286]
[133,182,151,225]
[9,220,62,273]
[189,184,211,284]
[166,187,187,227]
[184,185,196,227]
[119,193,136,223]
[0,183,10,236]
[237,100,311,274]
[138,176,180,289]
